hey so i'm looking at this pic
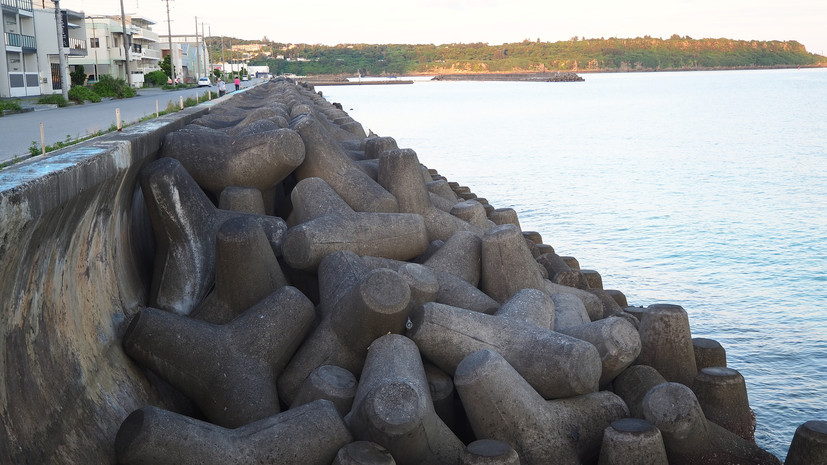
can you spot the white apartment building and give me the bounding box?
[2,0,88,97]
[1,0,39,97]
[159,34,208,83]
[68,14,161,87]
[33,6,86,94]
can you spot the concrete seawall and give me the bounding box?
[0,104,211,463]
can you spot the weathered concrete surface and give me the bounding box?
[0,78,800,465]
[0,104,210,464]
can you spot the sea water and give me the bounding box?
[317,68,827,460]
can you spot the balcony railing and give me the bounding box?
[5,32,36,50]
[132,27,158,42]
[141,48,161,60]
[1,0,33,12]
[69,37,86,49]
[69,37,87,55]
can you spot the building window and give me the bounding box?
[51,63,61,90]
[90,37,99,48]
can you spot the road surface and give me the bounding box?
[0,78,258,165]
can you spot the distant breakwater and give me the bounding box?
[433,71,585,82]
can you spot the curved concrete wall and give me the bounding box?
[0,105,210,463]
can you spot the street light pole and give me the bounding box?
[194,16,200,80]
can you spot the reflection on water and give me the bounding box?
[319,69,827,459]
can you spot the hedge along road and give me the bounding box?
[0,78,259,165]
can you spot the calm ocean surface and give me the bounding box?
[319,68,827,460]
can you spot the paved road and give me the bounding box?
[0,78,259,165]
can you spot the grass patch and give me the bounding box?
[37,94,68,107]
[28,132,102,156]
[0,100,23,115]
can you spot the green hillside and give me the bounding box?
[210,36,826,76]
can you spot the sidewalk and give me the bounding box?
[1,82,255,166]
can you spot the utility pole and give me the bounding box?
[204,22,209,78]
[53,0,68,99]
[119,0,132,86]
[194,16,200,79]
[164,0,174,80]
[220,34,225,78]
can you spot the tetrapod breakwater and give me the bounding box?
[0,77,824,464]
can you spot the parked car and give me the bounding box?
[197,77,212,87]
[241,75,249,81]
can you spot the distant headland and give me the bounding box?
[211,35,827,76]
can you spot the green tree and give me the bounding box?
[70,65,86,87]
[160,55,172,77]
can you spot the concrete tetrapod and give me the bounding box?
[552,292,592,331]
[290,114,398,213]
[364,136,398,159]
[557,316,642,387]
[377,148,483,242]
[218,186,266,215]
[360,254,500,315]
[692,337,728,370]
[597,418,668,465]
[408,302,601,399]
[282,177,429,271]
[480,224,545,303]
[139,157,287,315]
[454,349,628,465]
[642,382,781,465]
[346,334,465,465]
[494,288,555,330]
[537,252,590,289]
[692,366,755,441]
[450,200,492,231]
[332,441,397,465]
[423,363,456,432]
[114,400,352,465]
[278,268,412,404]
[289,365,358,417]
[612,365,668,419]
[160,125,305,214]
[636,304,698,386]
[317,250,373,318]
[785,420,827,465]
[421,230,482,287]
[479,223,604,317]
[122,286,315,428]
[460,440,520,465]
[190,216,289,324]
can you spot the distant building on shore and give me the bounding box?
[68,14,162,88]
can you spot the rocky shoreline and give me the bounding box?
[5,76,821,464]
[105,77,827,464]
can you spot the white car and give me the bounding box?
[197,77,211,87]
[241,75,249,81]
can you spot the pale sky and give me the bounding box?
[64,0,827,56]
